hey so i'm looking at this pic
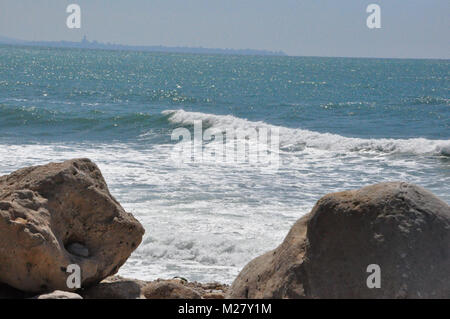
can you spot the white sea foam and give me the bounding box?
[0,112,448,283]
[163,109,450,156]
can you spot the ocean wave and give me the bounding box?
[163,109,450,156]
[2,104,449,156]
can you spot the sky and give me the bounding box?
[0,0,449,59]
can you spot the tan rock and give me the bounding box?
[143,281,201,299]
[227,214,309,299]
[33,290,83,299]
[80,276,146,299]
[81,275,229,299]
[228,182,450,299]
[202,291,225,299]
[0,158,145,293]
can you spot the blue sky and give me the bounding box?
[0,0,449,58]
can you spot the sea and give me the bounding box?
[0,44,448,284]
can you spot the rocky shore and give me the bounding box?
[0,275,229,299]
[0,159,448,299]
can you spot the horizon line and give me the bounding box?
[0,35,287,57]
[0,35,449,61]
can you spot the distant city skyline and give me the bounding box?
[0,0,449,59]
[0,34,287,56]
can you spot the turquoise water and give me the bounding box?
[0,45,449,283]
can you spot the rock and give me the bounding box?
[0,158,145,293]
[80,276,146,299]
[228,182,450,299]
[81,276,229,299]
[33,290,83,299]
[66,243,89,258]
[143,281,202,299]
[202,291,225,299]
[181,281,228,299]
[201,282,227,291]
[227,214,309,299]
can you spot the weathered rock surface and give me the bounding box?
[0,158,145,293]
[33,290,83,299]
[143,280,202,299]
[80,276,228,299]
[228,182,450,299]
[227,215,309,299]
[202,291,225,299]
[80,276,146,299]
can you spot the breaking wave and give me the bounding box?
[163,109,450,156]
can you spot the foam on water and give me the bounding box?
[0,110,448,284]
[163,109,450,156]
[1,46,448,284]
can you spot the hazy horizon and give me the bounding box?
[0,34,288,56]
[0,0,449,59]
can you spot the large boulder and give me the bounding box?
[228,182,450,299]
[227,215,309,299]
[0,158,145,293]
